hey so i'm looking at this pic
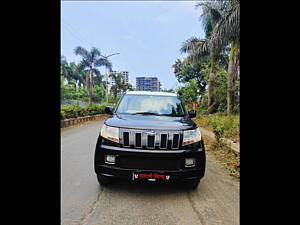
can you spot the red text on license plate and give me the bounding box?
[133,173,170,180]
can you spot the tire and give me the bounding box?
[97,175,113,185]
[184,178,201,190]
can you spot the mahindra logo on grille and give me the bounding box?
[146,131,155,135]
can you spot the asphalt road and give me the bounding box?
[61,120,239,225]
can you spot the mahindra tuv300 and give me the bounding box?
[94,91,206,189]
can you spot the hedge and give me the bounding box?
[61,103,106,120]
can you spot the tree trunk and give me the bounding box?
[208,53,216,113]
[86,70,93,104]
[227,42,240,115]
[89,70,93,103]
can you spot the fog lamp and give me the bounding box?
[185,158,195,167]
[105,155,116,164]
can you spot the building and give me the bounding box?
[107,70,129,94]
[136,77,161,91]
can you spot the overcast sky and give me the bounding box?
[61,1,204,90]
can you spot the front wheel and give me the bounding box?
[97,175,113,185]
[184,178,201,190]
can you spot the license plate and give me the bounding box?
[132,172,170,181]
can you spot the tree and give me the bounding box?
[60,56,87,89]
[61,56,68,77]
[93,83,106,102]
[173,58,209,93]
[177,79,199,109]
[126,83,134,91]
[181,0,239,115]
[74,46,112,103]
[181,1,225,112]
[196,0,240,115]
[61,56,73,83]
[162,88,175,93]
[109,72,129,97]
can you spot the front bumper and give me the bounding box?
[94,137,206,181]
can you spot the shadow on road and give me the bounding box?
[101,179,196,196]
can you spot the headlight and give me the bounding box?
[100,124,119,143]
[182,128,201,146]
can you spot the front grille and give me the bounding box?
[120,129,182,150]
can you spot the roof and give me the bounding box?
[125,91,177,97]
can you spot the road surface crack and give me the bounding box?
[78,187,104,225]
[187,192,206,225]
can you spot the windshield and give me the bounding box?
[116,94,187,117]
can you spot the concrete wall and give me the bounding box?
[61,114,108,128]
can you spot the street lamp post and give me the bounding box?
[101,53,120,104]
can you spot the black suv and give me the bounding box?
[94,91,206,189]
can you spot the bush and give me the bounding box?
[61,103,106,120]
[210,116,226,145]
[194,113,240,141]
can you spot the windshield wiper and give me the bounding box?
[131,112,162,116]
[160,113,184,117]
[131,112,183,117]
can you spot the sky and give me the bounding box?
[61,1,204,90]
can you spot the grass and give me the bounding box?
[194,113,240,142]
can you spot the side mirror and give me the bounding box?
[105,106,114,115]
[188,110,196,118]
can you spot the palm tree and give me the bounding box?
[181,1,225,112]
[61,56,70,82]
[61,56,87,89]
[197,0,240,115]
[199,0,240,114]
[209,0,239,115]
[181,0,240,114]
[74,46,112,103]
[75,65,87,88]
[109,73,127,97]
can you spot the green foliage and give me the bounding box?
[108,94,121,104]
[60,103,107,120]
[161,88,175,93]
[61,59,86,87]
[214,65,228,109]
[109,73,132,97]
[210,116,226,144]
[173,58,209,92]
[177,62,229,114]
[93,84,106,102]
[61,80,88,101]
[178,0,239,115]
[177,79,199,107]
[194,113,239,141]
[61,77,107,103]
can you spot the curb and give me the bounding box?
[61,114,107,128]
